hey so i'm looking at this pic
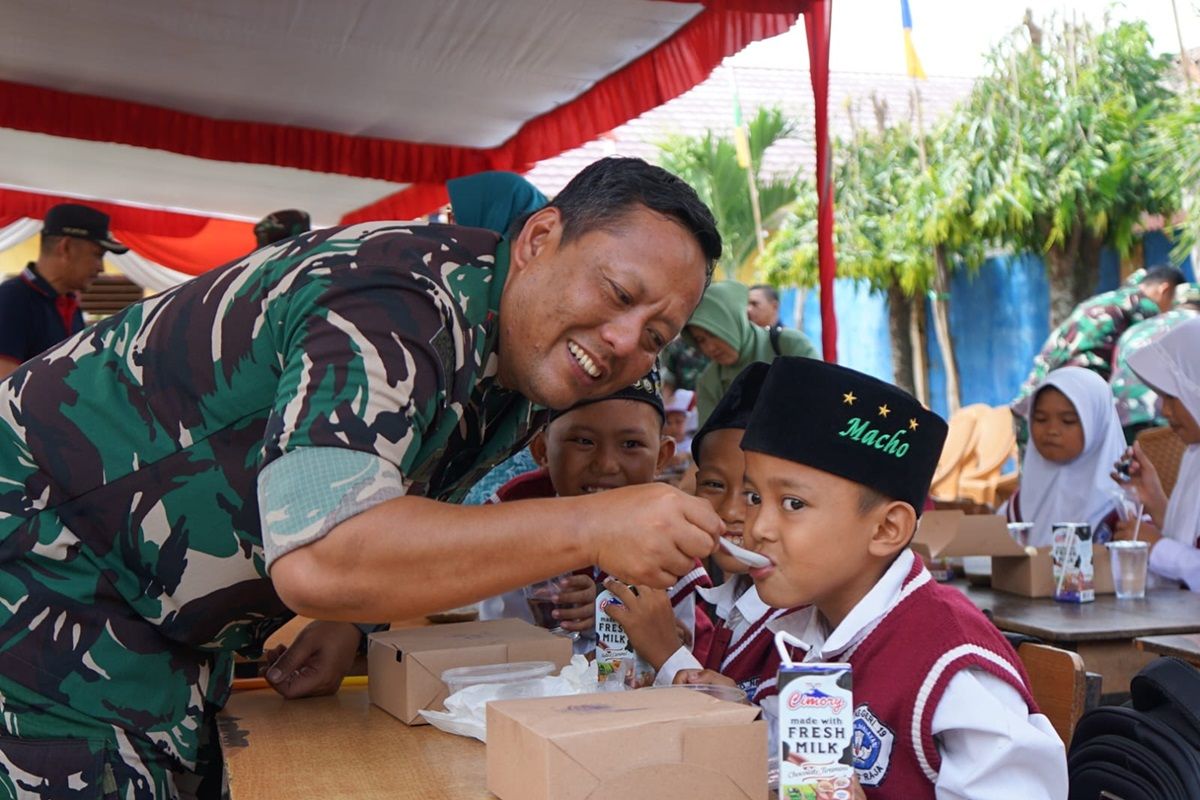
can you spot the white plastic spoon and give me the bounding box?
[718,537,771,568]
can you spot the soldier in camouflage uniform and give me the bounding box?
[1011,266,1186,443]
[0,158,724,797]
[661,336,709,392]
[1110,282,1200,440]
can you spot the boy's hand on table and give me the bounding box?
[581,483,722,589]
[601,578,682,669]
[672,668,737,688]
[263,620,362,699]
[553,574,597,633]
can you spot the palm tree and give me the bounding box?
[657,107,801,279]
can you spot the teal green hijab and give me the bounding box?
[447,171,548,236]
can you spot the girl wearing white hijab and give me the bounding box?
[1113,317,1200,589]
[1004,366,1127,547]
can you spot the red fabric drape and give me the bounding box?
[343,2,807,222]
[0,187,210,237]
[804,0,837,363]
[112,218,256,276]
[0,3,802,212]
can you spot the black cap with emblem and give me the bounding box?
[42,204,129,254]
[741,357,948,513]
[548,363,665,423]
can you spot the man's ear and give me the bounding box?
[509,207,562,275]
[867,501,918,560]
[529,429,550,467]
[656,434,677,471]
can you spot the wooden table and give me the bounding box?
[956,583,1200,694]
[220,687,491,799]
[1135,634,1200,666]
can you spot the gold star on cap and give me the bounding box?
[878,404,891,418]
[909,418,919,430]
[842,391,857,405]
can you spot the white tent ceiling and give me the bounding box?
[0,0,711,222]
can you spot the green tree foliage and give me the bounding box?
[951,16,1178,326]
[657,107,801,277]
[1149,95,1200,259]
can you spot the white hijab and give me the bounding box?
[1128,317,1200,548]
[1016,367,1127,547]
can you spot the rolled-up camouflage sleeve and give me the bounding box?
[256,232,469,564]
[258,447,407,568]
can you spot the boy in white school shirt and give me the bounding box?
[676,358,1068,800]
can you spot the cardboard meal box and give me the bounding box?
[486,688,766,800]
[991,544,1114,598]
[367,618,573,725]
[912,511,1113,597]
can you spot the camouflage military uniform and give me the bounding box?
[1110,287,1200,433]
[1011,287,1162,441]
[0,223,544,797]
[661,337,708,392]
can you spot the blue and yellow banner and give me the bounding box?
[901,0,926,79]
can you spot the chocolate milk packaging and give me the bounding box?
[778,662,855,800]
[594,587,654,689]
[1052,522,1094,603]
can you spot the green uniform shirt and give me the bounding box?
[1012,287,1161,416]
[1110,307,1200,428]
[0,222,543,795]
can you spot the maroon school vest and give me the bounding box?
[757,558,1037,799]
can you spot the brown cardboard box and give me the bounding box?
[367,618,573,725]
[912,510,1028,560]
[486,688,766,800]
[992,545,1114,597]
[912,510,1114,596]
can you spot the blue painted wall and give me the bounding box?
[775,231,1194,420]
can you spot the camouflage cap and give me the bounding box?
[254,209,312,247]
[1175,282,1200,306]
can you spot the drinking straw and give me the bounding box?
[1054,530,1073,598]
[1132,502,1144,542]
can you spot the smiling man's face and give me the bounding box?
[498,204,707,410]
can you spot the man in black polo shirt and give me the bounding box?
[0,203,128,378]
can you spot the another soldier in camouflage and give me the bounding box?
[1110,282,1200,441]
[0,158,725,797]
[1011,266,1186,439]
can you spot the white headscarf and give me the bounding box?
[1016,367,1127,547]
[1128,316,1200,548]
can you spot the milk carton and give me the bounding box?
[594,588,654,689]
[1052,522,1094,603]
[778,662,855,800]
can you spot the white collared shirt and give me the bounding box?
[760,550,1068,800]
[655,576,769,686]
[1150,537,1200,591]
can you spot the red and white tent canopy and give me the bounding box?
[0,0,838,357]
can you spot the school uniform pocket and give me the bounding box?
[0,734,115,799]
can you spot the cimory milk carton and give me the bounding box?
[1052,522,1095,604]
[778,662,855,800]
[594,587,655,689]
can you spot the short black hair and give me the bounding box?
[1141,265,1187,288]
[39,234,64,254]
[516,157,721,282]
[749,284,780,303]
[858,485,891,515]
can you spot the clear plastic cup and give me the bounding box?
[1007,522,1035,548]
[523,573,580,640]
[440,661,556,696]
[1107,541,1149,600]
